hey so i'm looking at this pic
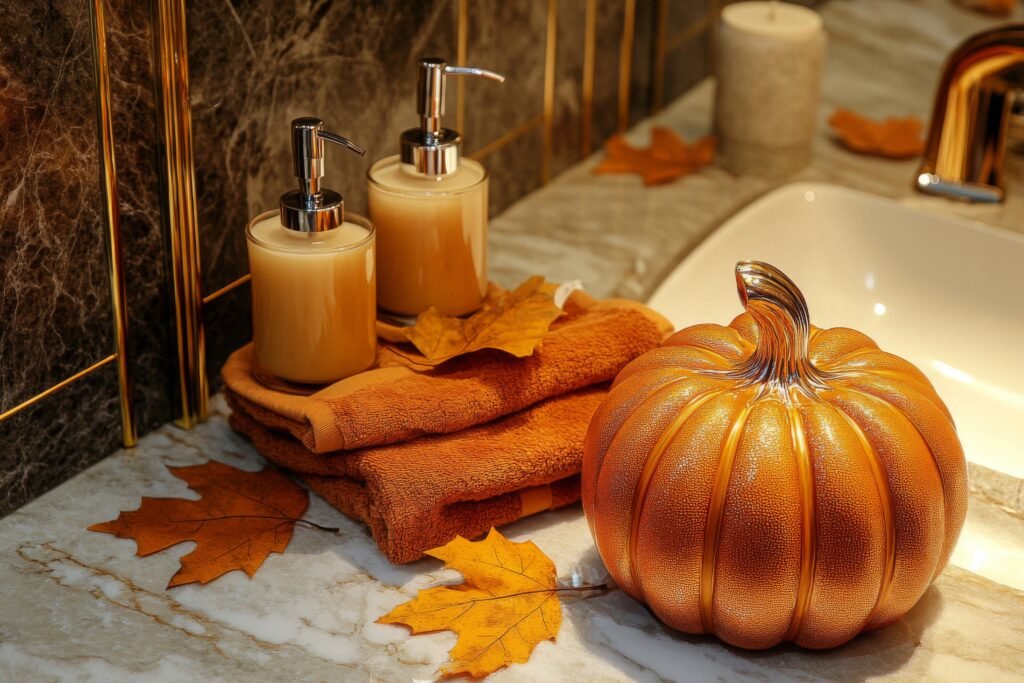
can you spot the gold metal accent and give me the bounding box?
[455,0,468,135]
[202,273,252,305]
[651,0,668,112]
[88,0,136,447]
[581,0,597,155]
[0,355,116,423]
[541,0,558,183]
[665,14,713,53]
[917,25,1024,203]
[783,400,815,642]
[617,0,637,132]
[152,0,207,427]
[468,113,544,162]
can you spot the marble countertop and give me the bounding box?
[4,0,1024,681]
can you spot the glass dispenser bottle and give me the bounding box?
[246,117,376,384]
[368,57,505,317]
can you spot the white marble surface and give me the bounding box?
[2,397,1023,682]
[5,0,1024,680]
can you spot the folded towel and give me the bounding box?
[227,388,606,564]
[222,292,670,453]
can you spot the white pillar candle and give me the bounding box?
[714,1,826,177]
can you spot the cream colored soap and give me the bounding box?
[246,211,376,384]
[368,155,488,317]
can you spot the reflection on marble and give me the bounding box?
[0,394,1022,682]
[0,0,119,515]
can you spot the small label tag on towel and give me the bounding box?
[553,280,584,309]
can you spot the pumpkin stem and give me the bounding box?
[734,261,826,390]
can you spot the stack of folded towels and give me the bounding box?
[223,290,671,564]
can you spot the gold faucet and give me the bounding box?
[916,25,1024,203]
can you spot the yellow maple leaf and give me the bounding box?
[401,276,563,366]
[378,528,563,679]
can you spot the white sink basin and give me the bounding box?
[648,182,1024,483]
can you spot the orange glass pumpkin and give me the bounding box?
[582,261,967,650]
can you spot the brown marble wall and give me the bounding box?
[0,0,171,517]
[0,0,725,515]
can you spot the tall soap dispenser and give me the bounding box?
[368,57,505,317]
[246,117,377,385]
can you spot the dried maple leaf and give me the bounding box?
[828,108,925,159]
[378,529,562,679]
[595,127,715,185]
[401,276,563,366]
[89,461,312,588]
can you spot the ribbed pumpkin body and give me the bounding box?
[582,263,968,650]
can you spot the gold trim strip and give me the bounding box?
[468,113,544,162]
[455,0,468,136]
[541,0,557,183]
[784,402,816,642]
[89,0,136,447]
[581,0,597,155]
[0,355,116,423]
[203,273,251,305]
[617,0,637,132]
[700,398,753,632]
[651,0,668,112]
[665,13,714,53]
[152,0,207,428]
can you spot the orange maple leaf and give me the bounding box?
[379,529,605,679]
[89,461,313,588]
[389,276,564,367]
[595,127,716,185]
[828,108,925,159]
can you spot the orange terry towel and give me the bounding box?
[227,388,606,564]
[222,294,671,453]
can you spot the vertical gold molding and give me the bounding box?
[152,0,206,428]
[651,0,668,113]
[617,0,637,132]
[455,0,468,136]
[541,0,558,183]
[88,0,137,447]
[581,0,597,156]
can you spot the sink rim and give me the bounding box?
[649,181,1024,308]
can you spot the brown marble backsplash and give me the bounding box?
[0,0,724,516]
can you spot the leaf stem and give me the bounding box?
[170,514,341,534]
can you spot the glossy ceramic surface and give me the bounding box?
[584,262,967,649]
[649,183,1024,482]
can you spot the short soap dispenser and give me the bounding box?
[368,57,505,317]
[246,117,377,385]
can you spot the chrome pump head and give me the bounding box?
[280,117,366,232]
[399,57,505,178]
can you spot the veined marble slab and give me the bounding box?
[1,396,1022,682]
[4,0,1024,679]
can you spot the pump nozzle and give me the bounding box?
[282,117,365,232]
[401,57,506,177]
